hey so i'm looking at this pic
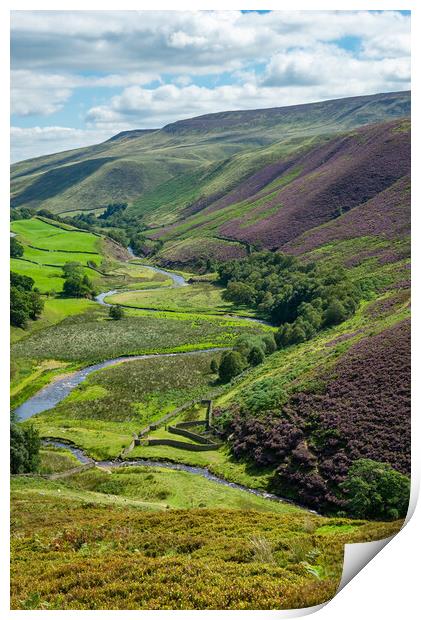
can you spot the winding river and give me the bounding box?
[95,257,187,306]
[95,253,271,326]
[13,348,228,421]
[43,440,317,514]
[13,251,304,512]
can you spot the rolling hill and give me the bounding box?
[11,91,409,221]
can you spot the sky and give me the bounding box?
[10,10,411,162]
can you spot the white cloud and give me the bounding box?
[11,10,410,74]
[10,126,112,162]
[262,44,410,88]
[11,69,158,117]
[10,10,411,160]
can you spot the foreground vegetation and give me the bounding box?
[11,471,402,610]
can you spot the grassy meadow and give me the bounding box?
[106,282,257,316]
[10,218,172,294]
[11,305,268,363]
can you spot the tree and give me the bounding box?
[10,271,44,328]
[10,418,41,474]
[323,300,348,326]
[218,351,246,383]
[62,261,83,278]
[290,322,307,344]
[340,459,410,520]
[109,305,124,320]
[10,237,24,258]
[63,273,95,298]
[248,345,265,366]
[210,359,219,374]
[261,333,277,354]
[222,281,255,305]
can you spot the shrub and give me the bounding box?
[109,305,124,320]
[210,359,219,374]
[10,271,44,328]
[218,351,246,383]
[10,237,24,258]
[323,300,348,326]
[261,333,277,354]
[340,459,410,520]
[248,345,265,366]
[222,281,256,305]
[10,419,41,474]
[63,274,95,299]
[62,262,83,278]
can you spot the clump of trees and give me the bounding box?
[109,305,124,320]
[213,332,278,383]
[219,251,362,347]
[10,237,24,258]
[10,272,44,328]
[340,459,410,520]
[62,262,96,298]
[218,351,246,382]
[98,203,127,220]
[10,207,36,221]
[10,414,41,474]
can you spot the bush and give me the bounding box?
[10,237,24,258]
[210,359,219,374]
[261,333,277,354]
[222,281,255,305]
[10,420,41,474]
[10,271,44,328]
[340,459,410,520]
[109,305,124,320]
[62,262,83,278]
[63,273,95,299]
[218,351,246,383]
[323,300,348,326]
[248,346,265,366]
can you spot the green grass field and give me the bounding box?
[38,446,81,474]
[61,465,304,514]
[10,218,184,295]
[106,282,256,316]
[11,218,101,253]
[11,305,267,363]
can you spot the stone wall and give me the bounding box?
[167,425,214,445]
[146,438,222,451]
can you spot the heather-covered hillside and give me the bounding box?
[155,118,410,265]
[214,287,410,513]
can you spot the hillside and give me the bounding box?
[153,118,410,266]
[11,91,410,220]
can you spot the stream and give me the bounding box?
[43,439,318,514]
[14,254,269,420]
[95,251,271,326]
[13,348,228,421]
[95,255,187,306]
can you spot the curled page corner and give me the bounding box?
[337,477,419,594]
[337,534,395,592]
